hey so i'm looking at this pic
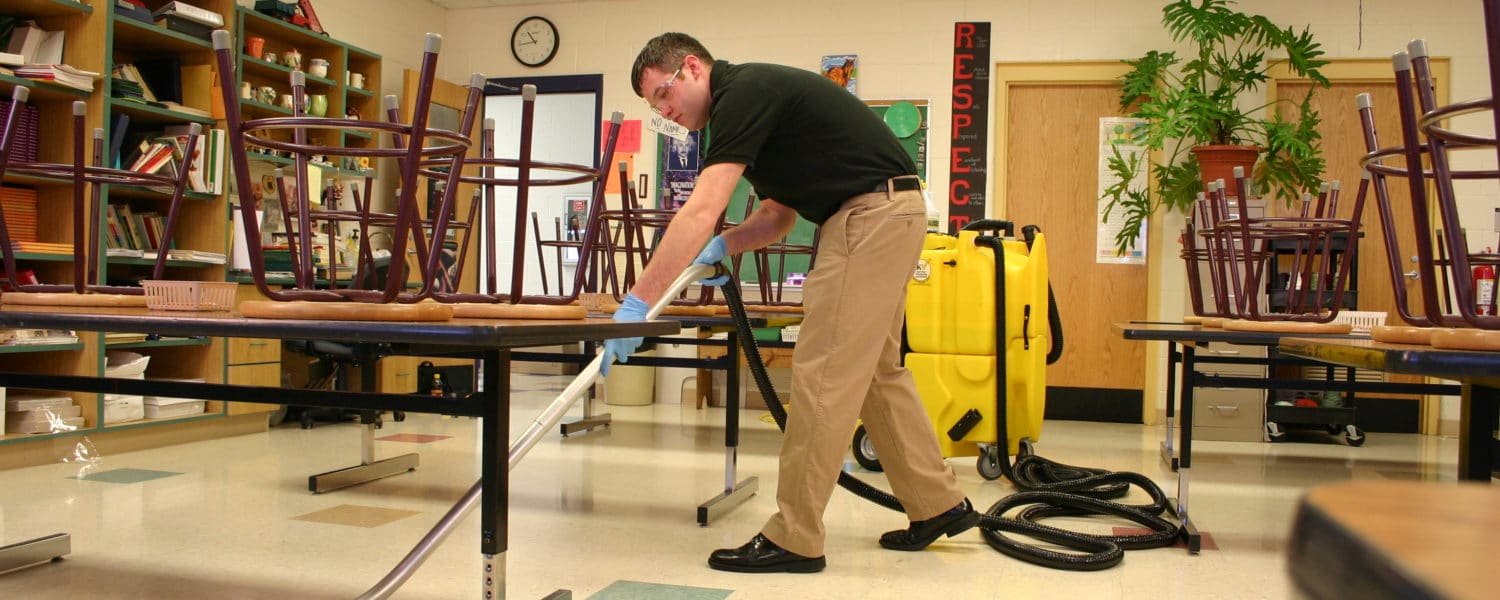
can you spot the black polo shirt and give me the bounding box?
[702,60,916,226]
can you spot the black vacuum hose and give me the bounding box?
[715,228,1179,570]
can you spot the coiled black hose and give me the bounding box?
[716,224,1179,570]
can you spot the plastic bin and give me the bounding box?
[604,349,656,406]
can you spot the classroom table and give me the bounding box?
[1114,322,1460,553]
[0,304,678,599]
[1279,336,1500,481]
[1288,480,1500,600]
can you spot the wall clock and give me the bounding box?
[511,16,558,68]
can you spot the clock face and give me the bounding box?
[511,17,558,67]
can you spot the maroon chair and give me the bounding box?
[1358,38,1500,329]
[0,90,198,297]
[212,30,479,303]
[423,89,623,306]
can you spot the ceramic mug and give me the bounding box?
[279,94,295,110]
[258,85,277,104]
[239,82,253,99]
[309,58,329,79]
[308,94,328,117]
[349,72,364,89]
[262,51,277,65]
[283,49,302,70]
[245,36,266,59]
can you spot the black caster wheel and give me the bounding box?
[1325,423,1344,435]
[976,445,1005,481]
[300,413,314,429]
[852,425,883,472]
[393,411,406,422]
[1344,425,1365,447]
[1265,422,1286,442]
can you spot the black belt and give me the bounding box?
[872,176,921,193]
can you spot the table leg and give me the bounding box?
[481,349,510,599]
[1175,344,1201,553]
[1458,382,1499,481]
[1161,342,1181,470]
[0,533,70,575]
[308,355,419,492]
[697,330,759,525]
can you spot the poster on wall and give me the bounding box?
[659,130,701,210]
[948,22,990,233]
[1097,117,1148,265]
[821,54,858,95]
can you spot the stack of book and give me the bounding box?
[104,203,168,255]
[8,241,72,255]
[0,99,39,162]
[114,0,154,24]
[152,2,225,41]
[13,64,100,92]
[5,393,83,434]
[0,187,38,243]
[1,329,79,347]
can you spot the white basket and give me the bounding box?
[1333,310,1388,334]
[143,281,238,311]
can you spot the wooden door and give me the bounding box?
[999,65,1147,419]
[402,71,481,293]
[1272,59,1449,429]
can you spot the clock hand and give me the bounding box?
[527,31,537,43]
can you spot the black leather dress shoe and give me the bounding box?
[879,498,981,551]
[708,533,826,573]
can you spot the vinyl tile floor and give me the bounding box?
[0,373,1471,599]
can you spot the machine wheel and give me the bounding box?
[393,411,407,422]
[1265,421,1286,442]
[852,425,883,472]
[1344,425,1365,447]
[299,412,315,430]
[976,445,1005,481]
[1325,423,1344,435]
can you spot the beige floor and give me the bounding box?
[0,373,1468,599]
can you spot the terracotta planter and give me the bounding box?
[1191,144,1259,193]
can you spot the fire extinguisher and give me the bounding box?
[1476,247,1496,316]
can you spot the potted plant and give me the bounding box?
[1101,0,1330,255]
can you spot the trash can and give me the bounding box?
[604,349,656,406]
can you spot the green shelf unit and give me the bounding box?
[0,73,92,100]
[0,251,75,262]
[6,0,92,17]
[106,257,221,268]
[0,341,86,354]
[107,97,218,126]
[110,14,213,53]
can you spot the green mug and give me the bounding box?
[308,94,328,117]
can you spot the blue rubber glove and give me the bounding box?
[600,293,649,377]
[695,236,730,286]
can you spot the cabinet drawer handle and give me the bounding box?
[396,372,410,377]
[248,341,268,347]
[1211,405,1239,415]
[1209,349,1241,355]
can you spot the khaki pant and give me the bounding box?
[760,186,965,557]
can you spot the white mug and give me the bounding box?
[349,72,364,89]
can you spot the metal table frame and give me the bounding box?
[1116,323,1461,553]
[1279,337,1500,481]
[0,305,677,599]
[511,312,801,525]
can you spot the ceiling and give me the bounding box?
[426,0,581,9]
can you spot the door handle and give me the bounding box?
[1405,270,1420,280]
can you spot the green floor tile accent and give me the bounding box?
[587,581,733,600]
[73,468,183,484]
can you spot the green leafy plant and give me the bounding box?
[1102,0,1330,255]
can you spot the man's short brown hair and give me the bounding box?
[631,32,714,96]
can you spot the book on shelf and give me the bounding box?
[160,102,211,118]
[0,52,23,67]
[152,2,226,28]
[115,0,155,24]
[3,22,46,65]
[106,248,144,258]
[14,64,101,92]
[154,15,214,41]
[8,241,73,254]
[162,126,208,193]
[166,249,226,264]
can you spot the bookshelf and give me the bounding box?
[0,1,386,462]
